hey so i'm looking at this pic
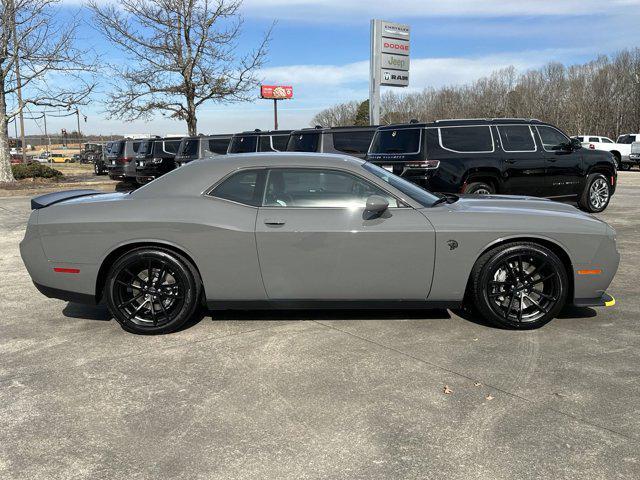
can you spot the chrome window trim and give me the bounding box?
[496,124,537,153]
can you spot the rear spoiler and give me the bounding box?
[31,189,105,210]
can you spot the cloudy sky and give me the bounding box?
[21,0,640,136]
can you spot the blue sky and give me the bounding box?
[20,0,640,136]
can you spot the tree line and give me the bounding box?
[312,49,640,139]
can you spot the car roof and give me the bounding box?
[133,153,365,199]
[376,118,551,130]
[290,125,380,134]
[231,130,293,137]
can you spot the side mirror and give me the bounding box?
[570,138,582,150]
[365,195,389,214]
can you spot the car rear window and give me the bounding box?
[439,126,493,153]
[163,139,182,154]
[135,140,154,156]
[369,128,421,154]
[106,141,124,156]
[332,130,376,155]
[229,135,258,153]
[259,136,274,152]
[210,169,266,206]
[271,134,289,151]
[497,125,536,152]
[209,137,230,154]
[287,132,320,152]
[179,139,199,156]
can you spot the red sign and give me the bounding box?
[261,85,293,99]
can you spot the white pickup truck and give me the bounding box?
[574,134,637,170]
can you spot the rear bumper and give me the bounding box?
[573,293,615,308]
[33,282,97,305]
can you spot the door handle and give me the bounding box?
[504,159,516,164]
[264,219,285,226]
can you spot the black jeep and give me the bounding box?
[366,118,617,212]
[286,125,378,159]
[134,137,183,184]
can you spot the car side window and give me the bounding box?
[263,169,399,208]
[536,126,569,151]
[601,138,613,143]
[588,137,600,143]
[259,136,274,152]
[209,138,230,154]
[210,169,266,206]
[497,125,536,152]
[439,126,493,153]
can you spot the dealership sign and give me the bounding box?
[260,85,293,99]
[369,20,410,123]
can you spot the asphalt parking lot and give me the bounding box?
[1,175,639,479]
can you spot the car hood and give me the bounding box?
[444,194,602,222]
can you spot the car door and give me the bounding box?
[535,125,583,197]
[255,167,436,300]
[496,124,547,196]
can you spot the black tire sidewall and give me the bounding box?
[580,173,610,213]
[105,248,199,334]
[472,243,568,329]
[466,182,494,195]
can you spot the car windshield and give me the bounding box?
[287,132,320,152]
[362,162,439,207]
[369,128,422,154]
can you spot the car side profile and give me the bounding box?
[367,119,617,213]
[21,153,618,335]
[174,134,232,167]
[227,130,292,154]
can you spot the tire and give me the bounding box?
[578,173,611,213]
[469,242,568,329]
[611,152,622,170]
[104,248,201,334]
[620,162,631,171]
[465,181,494,195]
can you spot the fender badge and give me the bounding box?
[447,240,459,250]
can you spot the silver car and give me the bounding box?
[20,153,619,334]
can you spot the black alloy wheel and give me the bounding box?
[465,181,494,195]
[105,248,200,334]
[470,242,567,329]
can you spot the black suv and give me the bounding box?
[175,134,232,167]
[286,125,378,159]
[227,130,292,153]
[366,119,617,212]
[134,137,183,184]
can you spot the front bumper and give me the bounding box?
[573,293,615,308]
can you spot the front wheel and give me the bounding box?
[619,162,631,171]
[465,181,494,195]
[105,248,201,334]
[469,242,568,329]
[579,173,611,213]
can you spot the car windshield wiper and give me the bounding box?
[431,193,459,206]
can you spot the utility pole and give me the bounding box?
[273,99,278,130]
[43,111,49,155]
[75,108,81,148]
[10,0,27,162]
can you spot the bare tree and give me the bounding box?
[310,100,359,127]
[89,0,272,136]
[0,0,95,182]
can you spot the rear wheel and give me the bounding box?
[105,248,201,334]
[465,181,494,195]
[469,242,568,329]
[579,173,611,212]
[620,162,631,171]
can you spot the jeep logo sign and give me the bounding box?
[381,53,409,72]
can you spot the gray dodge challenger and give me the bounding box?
[20,153,619,334]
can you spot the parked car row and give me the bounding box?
[93,119,618,213]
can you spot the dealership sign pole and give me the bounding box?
[261,85,294,130]
[369,20,410,125]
